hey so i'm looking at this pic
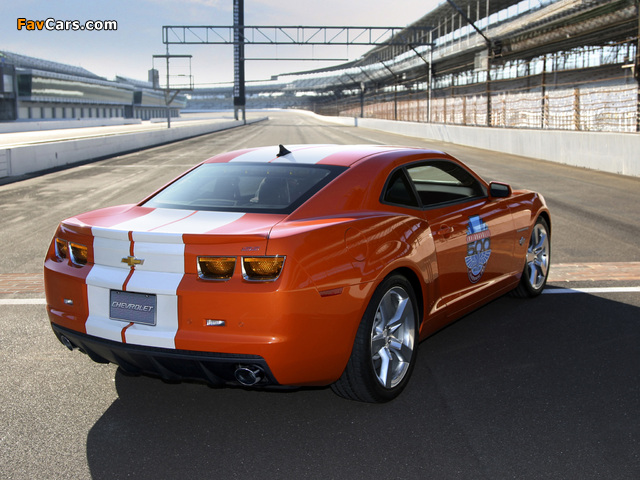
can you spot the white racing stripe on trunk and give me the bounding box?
[139,211,246,236]
[92,235,131,269]
[132,241,185,274]
[108,208,196,233]
[91,227,130,242]
[126,271,183,295]
[86,210,247,349]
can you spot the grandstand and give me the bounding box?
[190,0,639,133]
[1,1,638,133]
[0,51,185,122]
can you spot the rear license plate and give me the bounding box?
[110,290,157,326]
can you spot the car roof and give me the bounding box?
[203,144,447,168]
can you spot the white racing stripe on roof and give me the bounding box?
[227,145,332,163]
[228,144,386,165]
[229,148,278,163]
[271,146,346,164]
[274,145,401,164]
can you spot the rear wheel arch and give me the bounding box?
[332,270,422,402]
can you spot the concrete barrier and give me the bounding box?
[0,118,142,134]
[3,117,267,178]
[311,112,640,178]
[0,149,9,178]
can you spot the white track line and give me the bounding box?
[0,299,47,305]
[543,287,640,294]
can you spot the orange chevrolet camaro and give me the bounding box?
[44,144,551,402]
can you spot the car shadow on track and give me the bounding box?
[86,293,640,480]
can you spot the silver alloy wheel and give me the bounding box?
[370,286,416,389]
[525,222,550,290]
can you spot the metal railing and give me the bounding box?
[312,40,640,133]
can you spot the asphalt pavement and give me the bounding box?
[1,111,638,479]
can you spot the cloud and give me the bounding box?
[143,0,229,9]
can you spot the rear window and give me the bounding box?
[143,162,346,214]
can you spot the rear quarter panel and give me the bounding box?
[267,212,439,348]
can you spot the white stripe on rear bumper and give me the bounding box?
[85,266,130,342]
[85,267,183,348]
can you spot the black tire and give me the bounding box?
[512,216,551,298]
[331,274,419,403]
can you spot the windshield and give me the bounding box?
[143,162,346,214]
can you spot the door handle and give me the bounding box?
[435,225,454,236]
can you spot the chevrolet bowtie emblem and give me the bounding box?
[122,255,144,267]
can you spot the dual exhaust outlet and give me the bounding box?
[234,365,264,386]
[60,334,264,386]
[60,334,76,351]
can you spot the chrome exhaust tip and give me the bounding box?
[234,365,264,386]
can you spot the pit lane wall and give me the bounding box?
[0,118,142,134]
[0,117,266,179]
[313,113,640,178]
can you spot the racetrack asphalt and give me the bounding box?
[1,111,638,479]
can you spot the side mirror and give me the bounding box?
[489,182,512,198]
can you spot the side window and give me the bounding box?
[383,169,420,208]
[406,160,486,207]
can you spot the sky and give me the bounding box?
[3,0,442,87]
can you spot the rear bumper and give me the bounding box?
[46,260,375,385]
[51,323,278,387]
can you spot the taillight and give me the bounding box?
[242,256,285,282]
[198,256,236,281]
[55,238,68,261]
[70,243,88,266]
[54,238,88,266]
